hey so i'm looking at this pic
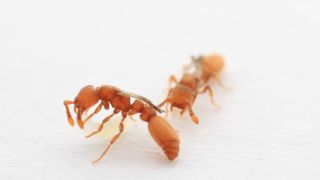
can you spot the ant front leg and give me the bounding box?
[86,110,118,138]
[73,106,77,114]
[158,88,173,108]
[212,74,231,91]
[158,89,173,118]
[92,113,127,164]
[158,99,171,119]
[198,85,221,110]
[158,99,167,108]
[77,108,85,129]
[102,100,110,110]
[64,100,75,127]
[83,103,103,125]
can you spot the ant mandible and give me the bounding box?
[158,54,224,124]
[64,85,180,163]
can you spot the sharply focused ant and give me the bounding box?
[64,85,180,163]
[158,54,225,124]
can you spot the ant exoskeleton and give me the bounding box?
[189,54,226,88]
[64,85,180,163]
[158,54,224,124]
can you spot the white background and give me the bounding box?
[0,0,320,180]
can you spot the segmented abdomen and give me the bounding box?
[148,116,180,161]
[160,140,180,160]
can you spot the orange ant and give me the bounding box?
[188,54,226,88]
[64,85,180,163]
[158,54,224,124]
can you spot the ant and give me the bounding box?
[158,54,225,124]
[188,54,226,88]
[64,85,180,164]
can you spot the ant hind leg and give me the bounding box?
[198,85,221,110]
[188,105,199,124]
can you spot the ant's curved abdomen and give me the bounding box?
[148,115,180,161]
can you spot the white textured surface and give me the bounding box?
[0,0,320,180]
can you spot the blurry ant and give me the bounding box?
[187,54,226,88]
[64,85,179,164]
[158,54,225,124]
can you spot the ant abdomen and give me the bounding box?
[148,116,180,161]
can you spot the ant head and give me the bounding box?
[202,54,224,72]
[74,85,100,111]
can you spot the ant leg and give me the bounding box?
[83,103,103,125]
[163,103,170,119]
[158,89,173,118]
[92,115,127,164]
[188,105,199,124]
[158,89,172,108]
[158,99,168,108]
[86,113,116,138]
[77,108,85,129]
[156,101,170,119]
[170,105,174,112]
[212,74,231,91]
[198,85,221,110]
[102,100,110,110]
[125,110,137,121]
[169,75,178,87]
[128,116,137,122]
[180,109,186,118]
[64,100,75,127]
